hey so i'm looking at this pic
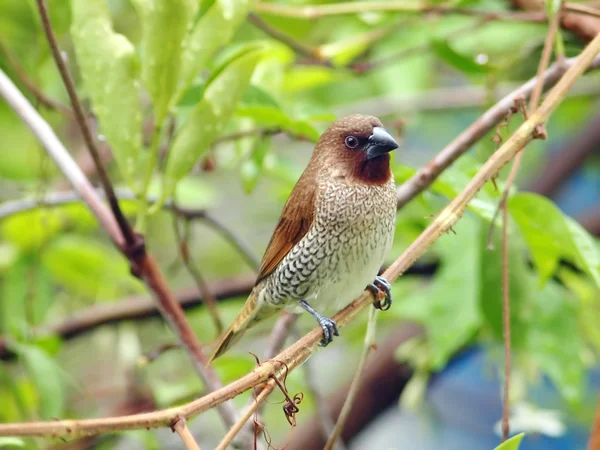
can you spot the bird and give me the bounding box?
[208,114,398,363]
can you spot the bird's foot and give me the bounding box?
[317,316,339,347]
[300,300,339,347]
[367,275,392,311]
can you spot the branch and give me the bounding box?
[0,188,260,273]
[589,396,600,450]
[510,0,600,42]
[254,2,545,20]
[0,40,73,116]
[247,13,325,64]
[172,214,224,334]
[0,275,254,360]
[2,27,598,440]
[172,417,202,450]
[35,0,135,245]
[498,10,560,442]
[285,325,420,449]
[395,52,600,210]
[324,308,378,450]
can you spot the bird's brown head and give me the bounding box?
[312,114,399,185]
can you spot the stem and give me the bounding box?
[215,381,276,450]
[35,0,136,246]
[137,123,164,231]
[498,11,560,441]
[324,308,378,450]
[172,417,202,450]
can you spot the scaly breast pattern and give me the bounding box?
[265,177,397,312]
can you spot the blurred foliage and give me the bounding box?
[1,0,600,448]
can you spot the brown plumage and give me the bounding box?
[208,114,399,364]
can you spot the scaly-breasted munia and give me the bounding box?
[208,114,398,363]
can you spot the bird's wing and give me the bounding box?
[256,174,317,283]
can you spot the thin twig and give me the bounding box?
[35,0,135,246]
[213,127,283,146]
[0,189,261,273]
[300,342,343,450]
[588,396,600,450]
[172,416,202,450]
[564,3,600,19]
[501,201,511,442]
[248,13,325,64]
[498,14,560,441]
[172,214,224,334]
[254,2,545,20]
[324,308,378,450]
[2,28,598,439]
[0,40,73,116]
[216,380,276,450]
[0,275,254,360]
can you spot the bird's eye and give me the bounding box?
[344,135,359,149]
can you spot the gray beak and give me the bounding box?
[366,127,399,160]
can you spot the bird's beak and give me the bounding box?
[366,127,399,160]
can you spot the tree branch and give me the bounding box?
[0,39,73,116]
[324,308,378,450]
[172,417,202,450]
[0,275,254,360]
[2,28,598,440]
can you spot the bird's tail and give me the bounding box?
[207,289,262,365]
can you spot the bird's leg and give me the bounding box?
[299,300,339,346]
[367,275,392,311]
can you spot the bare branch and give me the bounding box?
[324,308,378,450]
[35,0,135,245]
[0,40,73,116]
[172,417,202,450]
[172,214,224,334]
[0,275,254,360]
[254,2,545,20]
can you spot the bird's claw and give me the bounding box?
[368,275,392,311]
[317,317,339,347]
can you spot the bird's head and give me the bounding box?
[312,114,399,185]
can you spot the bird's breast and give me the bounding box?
[265,178,397,311]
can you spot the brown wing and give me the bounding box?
[256,173,317,284]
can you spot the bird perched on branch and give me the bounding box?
[208,114,398,363]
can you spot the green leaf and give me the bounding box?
[236,104,320,141]
[177,0,253,98]
[509,193,600,288]
[395,218,481,368]
[70,0,142,185]
[2,210,63,251]
[160,44,266,203]
[525,282,583,403]
[11,343,64,419]
[0,257,28,337]
[565,218,600,288]
[240,137,270,193]
[41,235,143,299]
[0,438,25,448]
[494,433,525,450]
[431,38,489,74]
[132,0,197,123]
